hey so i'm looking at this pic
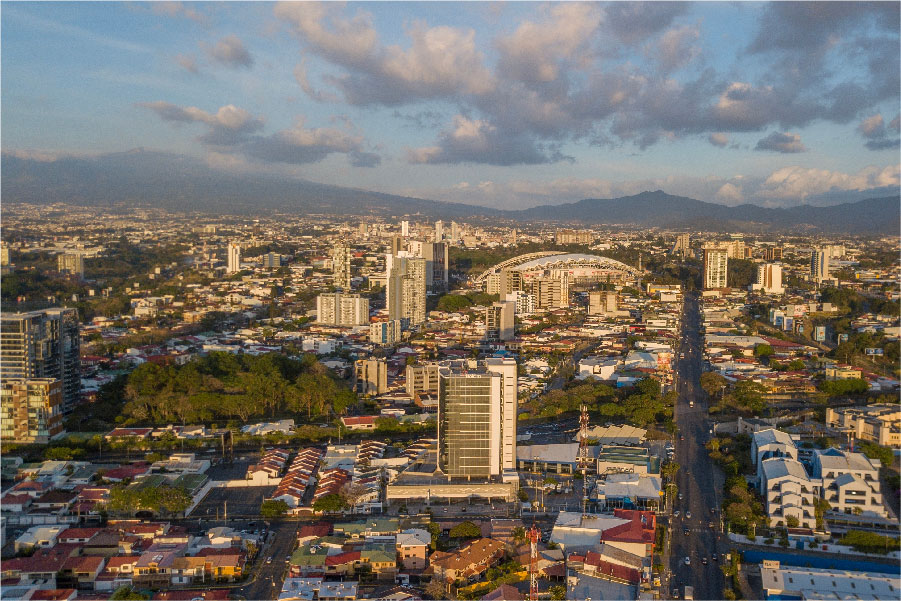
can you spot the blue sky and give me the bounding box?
[2,1,899,209]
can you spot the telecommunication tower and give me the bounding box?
[528,524,541,601]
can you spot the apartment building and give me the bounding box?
[0,379,65,443]
[811,448,886,517]
[825,404,901,448]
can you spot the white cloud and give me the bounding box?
[708,132,729,147]
[858,114,885,138]
[207,35,254,69]
[755,131,806,153]
[760,164,900,200]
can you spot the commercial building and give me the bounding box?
[760,560,900,601]
[588,292,617,315]
[485,301,515,341]
[226,242,241,273]
[810,248,830,284]
[764,247,783,261]
[534,275,569,310]
[1,308,81,413]
[811,448,885,517]
[751,264,784,295]
[369,320,403,346]
[263,252,281,269]
[316,293,369,327]
[0,379,64,443]
[332,243,352,290]
[555,229,594,245]
[386,253,426,325]
[407,240,448,293]
[354,359,388,396]
[438,358,517,478]
[702,245,729,289]
[405,363,441,397]
[505,291,535,315]
[57,253,84,278]
[825,404,901,448]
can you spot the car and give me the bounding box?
[673,510,680,517]
[712,554,718,562]
[686,511,692,519]
[683,528,690,536]
[702,557,708,565]
[266,557,273,564]
[684,556,691,566]
[708,521,714,529]
[710,507,716,514]
[285,556,291,563]
[678,493,684,500]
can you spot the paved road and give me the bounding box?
[237,520,299,601]
[667,292,726,600]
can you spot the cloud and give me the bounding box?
[603,2,690,44]
[759,164,900,200]
[865,139,901,151]
[6,6,152,53]
[890,115,901,132]
[293,60,340,102]
[142,100,379,167]
[140,101,264,146]
[407,115,569,166]
[175,54,199,74]
[858,114,885,138]
[755,131,806,153]
[207,35,254,69]
[708,132,729,147]
[150,1,206,24]
[652,24,701,73]
[715,182,744,203]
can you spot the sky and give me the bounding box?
[2,1,900,209]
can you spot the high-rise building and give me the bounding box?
[387,253,426,325]
[438,358,518,478]
[332,243,352,290]
[485,301,515,341]
[355,359,387,396]
[434,220,444,242]
[227,243,241,273]
[1,308,81,414]
[263,252,281,269]
[764,247,784,261]
[1,378,64,443]
[57,253,84,278]
[751,264,785,295]
[450,221,459,241]
[370,320,403,345]
[407,240,449,293]
[0,243,10,267]
[406,363,442,397]
[725,240,746,259]
[317,293,369,326]
[588,291,618,315]
[810,249,830,284]
[670,233,690,256]
[401,221,410,237]
[505,291,535,315]
[533,275,569,309]
[390,236,405,256]
[703,246,729,289]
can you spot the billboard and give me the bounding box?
[865,348,884,356]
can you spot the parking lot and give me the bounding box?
[190,484,276,518]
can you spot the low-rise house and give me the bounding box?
[396,529,430,570]
[429,538,506,583]
[57,555,106,590]
[14,525,66,553]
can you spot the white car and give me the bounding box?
[686,511,692,519]
[684,556,691,566]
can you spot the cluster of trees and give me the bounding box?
[122,352,356,425]
[107,483,192,517]
[768,359,807,371]
[705,377,768,416]
[818,378,870,396]
[706,435,753,477]
[839,530,901,554]
[857,441,895,467]
[434,292,499,312]
[260,499,289,518]
[722,474,766,536]
[523,378,675,430]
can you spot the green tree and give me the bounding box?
[549,585,567,600]
[448,521,482,539]
[819,378,869,396]
[700,372,727,398]
[260,499,289,518]
[753,344,774,358]
[110,586,149,600]
[313,493,348,513]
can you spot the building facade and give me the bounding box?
[437,358,517,478]
[485,302,515,341]
[226,243,241,273]
[57,253,84,278]
[354,359,388,396]
[702,246,729,289]
[1,308,81,414]
[751,264,784,295]
[332,243,352,290]
[369,320,403,346]
[386,253,426,325]
[0,378,64,443]
[316,293,369,327]
[810,248,830,284]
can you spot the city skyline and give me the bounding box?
[2,1,900,210]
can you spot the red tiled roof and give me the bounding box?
[325,550,361,566]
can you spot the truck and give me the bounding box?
[684,586,694,600]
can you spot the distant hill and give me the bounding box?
[2,150,897,233]
[511,190,901,233]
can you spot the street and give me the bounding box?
[237,519,299,601]
[667,292,726,600]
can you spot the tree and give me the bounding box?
[427,521,441,551]
[448,521,482,539]
[700,372,727,398]
[819,378,869,396]
[110,586,149,600]
[260,499,289,518]
[785,515,799,528]
[550,585,567,600]
[313,493,348,513]
[753,344,774,358]
[424,578,447,600]
[661,462,680,481]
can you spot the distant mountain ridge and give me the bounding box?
[2,150,898,233]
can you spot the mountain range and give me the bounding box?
[2,149,898,233]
